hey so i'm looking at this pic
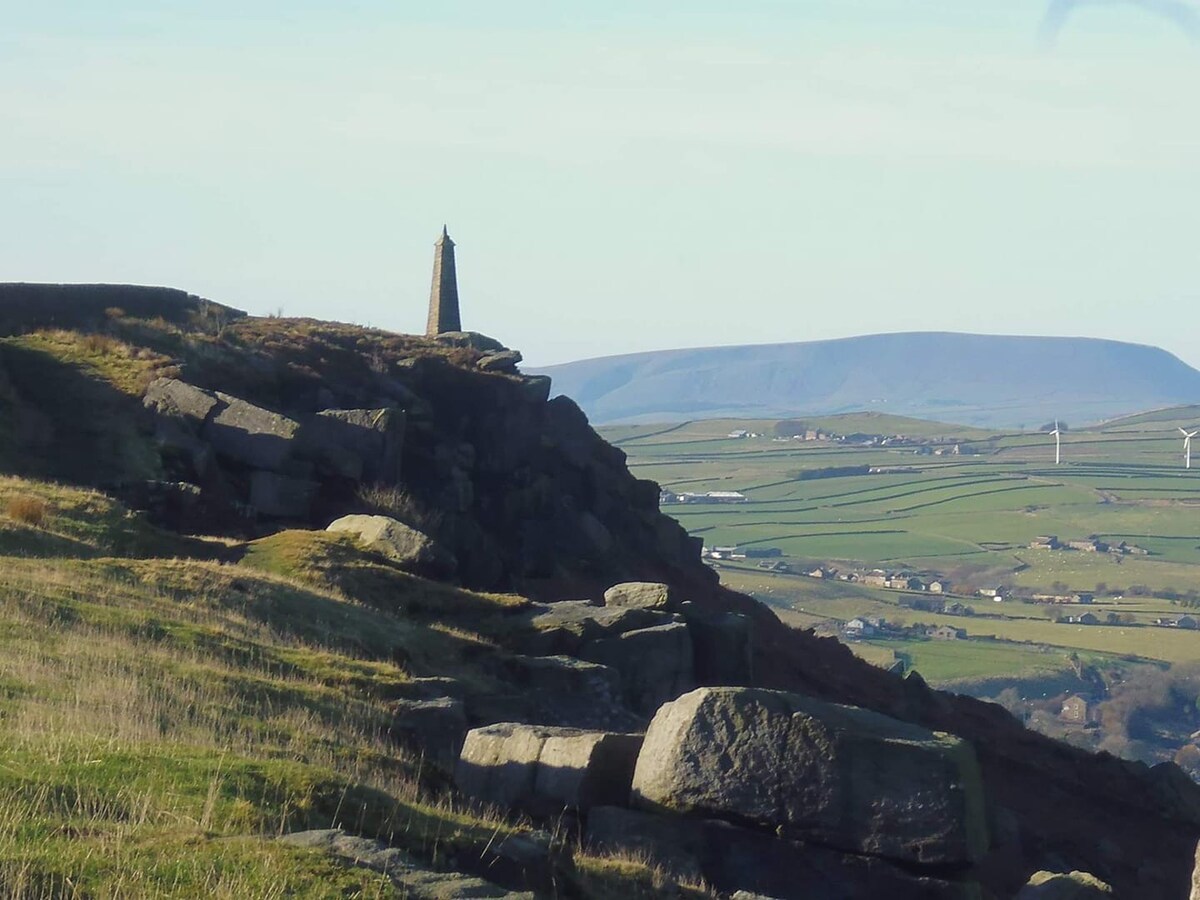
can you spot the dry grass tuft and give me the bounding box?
[5,495,47,527]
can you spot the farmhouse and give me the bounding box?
[861,573,888,588]
[1030,535,1060,550]
[1060,695,1094,725]
[843,618,877,638]
[1063,612,1100,626]
[1114,541,1150,556]
[930,624,966,641]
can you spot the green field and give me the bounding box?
[604,411,1200,688]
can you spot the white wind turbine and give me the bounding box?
[1049,420,1062,465]
[1180,427,1199,469]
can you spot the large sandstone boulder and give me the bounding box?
[1015,871,1112,898]
[603,582,675,611]
[143,377,220,424]
[579,622,694,715]
[204,392,300,470]
[631,687,988,867]
[326,514,455,575]
[456,723,642,814]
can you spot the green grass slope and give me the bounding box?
[0,476,692,898]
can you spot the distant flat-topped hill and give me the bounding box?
[531,332,1200,427]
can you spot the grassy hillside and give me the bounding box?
[0,476,699,898]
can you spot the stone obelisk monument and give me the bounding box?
[425,225,461,335]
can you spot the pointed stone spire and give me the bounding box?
[426,225,461,335]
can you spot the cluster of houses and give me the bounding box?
[661,490,748,505]
[1029,535,1149,556]
[802,567,949,594]
[841,616,966,641]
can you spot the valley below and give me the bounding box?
[605,410,1200,774]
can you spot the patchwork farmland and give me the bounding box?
[602,408,1200,696]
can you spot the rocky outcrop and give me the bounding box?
[579,622,694,715]
[302,407,405,483]
[326,514,455,576]
[11,289,1197,898]
[206,391,300,470]
[497,655,638,732]
[631,687,988,868]
[455,724,642,815]
[517,601,674,656]
[585,807,978,900]
[143,377,412,527]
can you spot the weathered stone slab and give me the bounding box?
[204,392,299,470]
[456,723,642,814]
[477,350,523,373]
[519,601,672,655]
[580,622,694,715]
[143,377,219,425]
[603,582,675,611]
[326,514,455,575]
[631,687,988,867]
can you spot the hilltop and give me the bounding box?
[533,332,1200,427]
[2,284,1200,898]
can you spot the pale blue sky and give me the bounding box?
[2,2,1198,366]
